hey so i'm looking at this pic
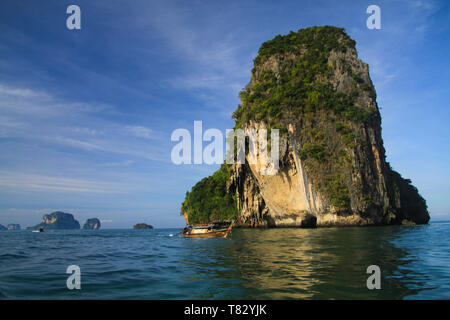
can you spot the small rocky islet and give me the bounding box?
[0,224,21,231]
[133,223,153,229]
[83,218,101,230]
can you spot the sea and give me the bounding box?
[0,222,449,299]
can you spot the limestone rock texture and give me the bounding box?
[227,27,429,227]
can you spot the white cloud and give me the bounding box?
[134,1,251,97]
[0,170,135,194]
[126,125,155,139]
[0,83,114,118]
[0,83,167,162]
[0,84,50,99]
[97,160,135,167]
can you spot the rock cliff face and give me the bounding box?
[28,211,80,230]
[182,26,429,227]
[83,218,101,230]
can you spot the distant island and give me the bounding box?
[133,223,153,229]
[0,224,21,231]
[181,26,429,228]
[83,218,101,230]
[27,211,80,230]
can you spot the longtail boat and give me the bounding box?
[182,222,233,238]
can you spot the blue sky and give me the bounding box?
[0,0,448,228]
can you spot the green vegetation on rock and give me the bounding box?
[181,164,238,224]
[233,26,373,129]
[253,26,355,66]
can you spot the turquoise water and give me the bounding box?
[0,222,449,299]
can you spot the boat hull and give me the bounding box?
[182,229,230,238]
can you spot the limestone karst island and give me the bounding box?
[181,26,429,228]
[25,211,103,231]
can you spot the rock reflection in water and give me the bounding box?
[180,226,425,299]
